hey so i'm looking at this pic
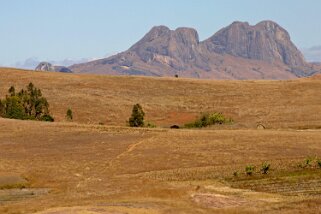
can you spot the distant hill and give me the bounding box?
[35,62,72,73]
[70,20,320,79]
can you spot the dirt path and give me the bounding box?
[107,135,157,169]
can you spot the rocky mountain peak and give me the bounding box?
[143,25,171,41]
[174,27,199,45]
[128,26,202,67]
[255,20,283,30]
[204,20,306,67]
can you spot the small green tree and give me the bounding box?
[128,104,145,127]
[66,108,73,121]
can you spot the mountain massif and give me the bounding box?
[69,21,319,79]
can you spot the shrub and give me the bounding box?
[128,104,145,127]
[233,171,239,177]
[40,114,54,122]
[146,121,156,128]
[66,108,73,121]
[297,156,316,168]
[261,162,270,174]
[245,165,255,176]
[184,112,232,128]
[305,156,314,167]
[317,159,321,168]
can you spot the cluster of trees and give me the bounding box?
[0,83,54,121]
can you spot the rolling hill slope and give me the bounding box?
[0,67,320,129]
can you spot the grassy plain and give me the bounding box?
[0,68,321,213]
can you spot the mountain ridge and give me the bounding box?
[70,20,320,79]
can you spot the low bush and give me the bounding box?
[184,112,233,128]
[146,121,156,128]
[261,162,270,174]
[305,156,314,167]
[317,159,321,168]
[245,165,255,176]
[233,171,239,177]
[40,114,54,122]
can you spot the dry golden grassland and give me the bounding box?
[0,68,321,213]
[0,68,321,129]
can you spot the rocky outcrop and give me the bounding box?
[36,62,72,73]
[204,21,307,67]
[70,21,317,79]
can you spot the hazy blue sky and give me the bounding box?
[1,0,321,66]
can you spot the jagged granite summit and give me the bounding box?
[205,21,306,67]
[70,21,319,79]
[35,62,72,73]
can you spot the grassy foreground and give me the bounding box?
[0,118,321,213]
